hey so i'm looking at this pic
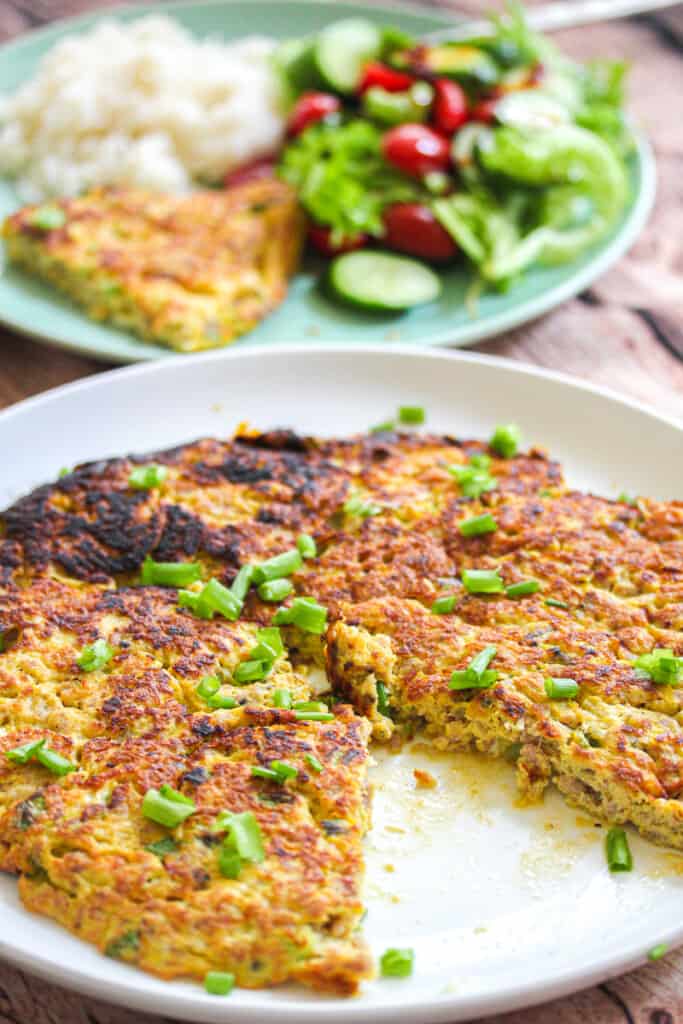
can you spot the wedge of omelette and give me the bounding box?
[1,181,305,352]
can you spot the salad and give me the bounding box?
[231,3,634,312]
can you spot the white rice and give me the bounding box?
[0,15,286,201]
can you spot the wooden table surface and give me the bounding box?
[0,1,682,1022]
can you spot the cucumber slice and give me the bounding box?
[495,91,570,131]
[314,18,382,94]
[274,37,323,95]
[328,251,441,311]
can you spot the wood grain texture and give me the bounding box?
[0,2,681,1023]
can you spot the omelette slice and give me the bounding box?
[1,181,305,352]
[0,706,373,995]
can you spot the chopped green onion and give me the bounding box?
[469,453,491,469]
[292,700,328,712]
[272,689,292,709]
[128,464,168,490]
[204,971,235,996]
[142,786,195,828]
[376,681,390,716]
[230,564,255,602]
[448,460,497,499]
[216,810,265,864]
[251,761,297,785]
[178,589,203,614]
[218,844,242,879]
[6,738,44,765]
[544,676,579,700]
[450,645,498,691]
[343,495,383,518]
[28,204,66,231]
[233,659,271,684]
[77,638,113,672]
[251,765,281,782]
[634,649,682,686]
[58,466,70,478]
[36,746,76,776]
[258,578,293,602]
[432,595,456,614]
[506,579,540,599]
[370,419,396,433]
[305,753,323,773]
[545,597,569,609]
[380,947,414,978]
[617,491,637,506]
[648,943,668,962]
[490,424,521,459]
[296,534,317,559]
[273,597,328,635]
[250,627,284,661]
[459,513,497,537]
[196,675,220,700]
[294,710,334,722]
[461,568,505,594]
[606,826,633,872]
[398,405,425,425]
[146,836,178,858]
[252,549,302,584]
[140,556,201,587]
[196,578,242,621]
[207,692,238,709]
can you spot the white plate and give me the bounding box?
[0,346,681,1024]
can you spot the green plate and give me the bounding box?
[0,0,656,364]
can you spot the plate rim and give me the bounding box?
[0,343,680,1024]
[0,0,657,364]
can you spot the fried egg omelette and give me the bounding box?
[0,426,681,995]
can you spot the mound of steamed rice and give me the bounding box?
[0,15,286,200]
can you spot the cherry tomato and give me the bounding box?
[287,92,341,138]
[358,61,415,94]
[381,124,451,177]
[223,158,276,189]
[383,203,458,264]
[470,98,499,124]
[308,224,368,257]
[432,79,468,135]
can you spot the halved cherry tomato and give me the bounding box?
[308,224,368,257]
[470,98,499,124]
[383,203,458,264]
[287,92,341,138]
[357,61,415,95]
[381,124,451,177]
[223,158,276,189]
[432,79,468,135]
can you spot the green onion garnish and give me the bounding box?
[145,836,178,858]
[648,943,668,961]
[272,689,292,709]
[617,491,637,506]
[233,659,271,684]
[398,405,425,425]
[140,556,201,587]
[305,753,323,773]
[376,681,390,716]
[252,760,297,784]
[461,568,505,594]
[544,676,579,700]
[128,464,168,490]
[36,746,76,776]
[343,495,383,518]
[459,513,497,537]
[370,419,396,433]
[196,675,220,700]
[294,710,335,722]
[216,810,265,864]
[450,645,498,690]
[6,738,45,765]
[250,627,284,661]
[296,534,317,559]
[77,638,113,672]
[28,204,66,231]
[634,649,683,686]
[142,785,195,828]
[545,597,569,609]
[273,597,328,635]
[252,549,302,584]
[180,578,242,621]
[506,579,540,599]
[490,423,521,459]
[432,595,456,614]
[258,578,293,602]
[230,564,255,602]
[204,971,235,996]
[448,457,497,499]
[218,844,242,878]
[606,826,633,872]
[380,947,414,978]
[292,701,328,712]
